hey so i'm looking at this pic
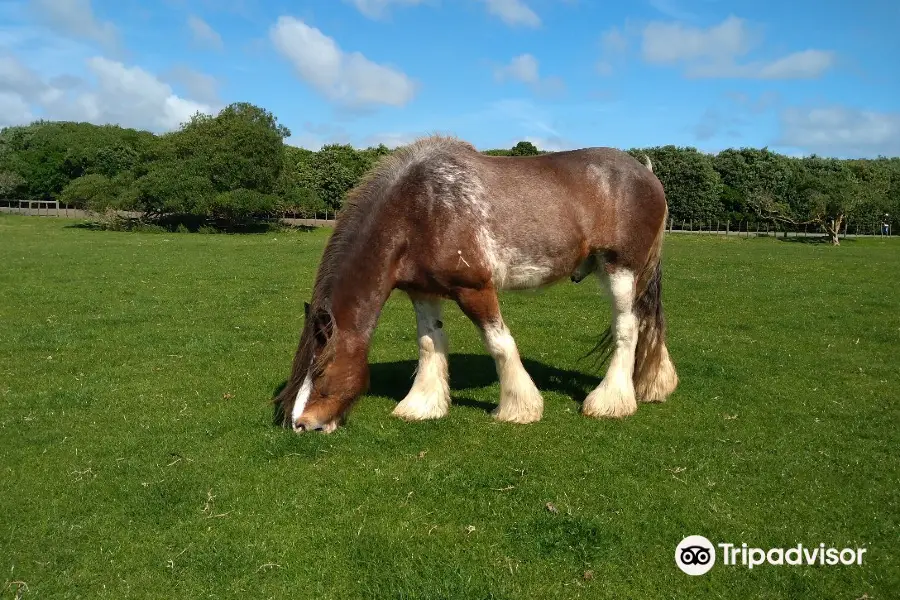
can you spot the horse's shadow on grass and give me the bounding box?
[271,353,603,424]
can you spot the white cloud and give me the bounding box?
[494,54,565,97]
[522,135,576,152]
[495,54,539,84]
[601,27,628,55]
[0,54,45,98]
[777,106,900,158]
[345,0,427,19]
[362,131,422,148]
[641,16,834,80]
[0,52,217,132]
[687,49,834,79]
[66,58,215,130]
[285,132,327,150]
[0,92,34,126]
[286,128,423,151]
[286,121,352,149]
[642,16,755,64]
[187,16,223,50]
[270,16,417,109]
[29,0,119,51]
[754,50,834,79]
[164,65,221,105]
[597,26,628,76]
[481,0,541,28]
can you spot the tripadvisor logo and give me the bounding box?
[675,536,868,576]
[676,535,716,575]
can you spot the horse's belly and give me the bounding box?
[486,243,582,290]
[476,207,588,290]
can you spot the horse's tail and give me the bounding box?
[631,208,678,402]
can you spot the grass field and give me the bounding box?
[1,214,898,599]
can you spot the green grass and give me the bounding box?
[1,214,897,599]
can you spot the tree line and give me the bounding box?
[1,102,897,244]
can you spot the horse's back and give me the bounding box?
[383,138,665,292]
[472,146,666,268]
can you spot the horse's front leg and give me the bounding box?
[453,286,543,424]
[393,295,451,421]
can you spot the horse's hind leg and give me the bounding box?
[393,295,451,421]
[583,267,639,419]
[453,287,543,424]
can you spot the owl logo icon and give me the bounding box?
[676,536,716,575]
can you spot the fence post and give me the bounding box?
[669,216,673,233]
[726,221,729,236]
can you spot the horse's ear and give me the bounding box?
[312,308,334,346]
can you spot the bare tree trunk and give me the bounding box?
[826,214,844,246]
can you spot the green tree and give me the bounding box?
[292,143,384,211]
[509,141,540,156]
[714,147,793,223]
[125,161,216,218]
[315,154,357,210]
[110,102,290,225]
[633,145,724,224]
[0,171,25,199]
[58,174,123,210]
[773,157,891,245]
[0,121,158,201]
[170,102,288,195]
[209,188,283,223]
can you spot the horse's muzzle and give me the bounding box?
[293,417,339,434]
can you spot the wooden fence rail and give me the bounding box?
[1,202,894,237]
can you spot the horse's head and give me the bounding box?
[284,302,370,433]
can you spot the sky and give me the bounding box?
[1,0,899,158]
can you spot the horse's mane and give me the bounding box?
[274,135,477,422]
[310,134,476,314]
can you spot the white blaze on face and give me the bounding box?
[291,372,313,426]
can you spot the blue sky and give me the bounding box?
[1,0,898,157]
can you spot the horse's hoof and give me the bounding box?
[491,406,543,424]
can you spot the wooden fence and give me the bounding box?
[1,201,894,237]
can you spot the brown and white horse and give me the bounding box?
[273,135,678,432]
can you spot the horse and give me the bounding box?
[273,135,678,433]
